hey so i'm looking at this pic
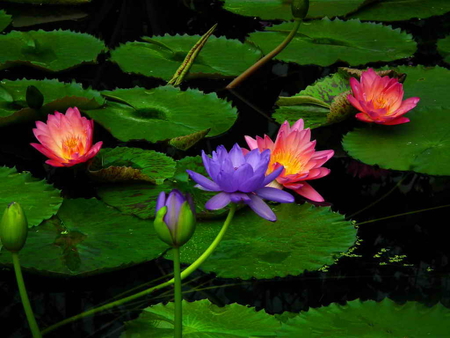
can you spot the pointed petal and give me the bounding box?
[186,170,221,191]
[156,192,166,213]
[245,195,276,222]
[381,117,410,125]
[263,165,284,186]
[205,192,231,210]
[291,119,304,131]
[292,182,324,202]
[229,192,251,203]
[255,187,294,203]
[245,136,258,150]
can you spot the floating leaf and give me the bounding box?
[122,299,281,337]
[343,107,450,176]
[221,0,366,20]
[0,198,167,276]
[89,147,176,184]
[0,29,105,71]
[169,128,210,150]
[274,72,353,128]
[277,298,450,337]
[166,203,356,279]
[98,157,228,219]
[0,79,105,126]
[437,36,450,64]
[86,86,237,143]
[0,167,62,228]
[11,7,88,28]
[0,10,12,32]
[110,34,262,81]
[349,0,450,22]
[248,18,416,67]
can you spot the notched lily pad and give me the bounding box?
[0,29,105,71]
[0,198,167,276]
[89,147,176,184]
[0,167,62,228]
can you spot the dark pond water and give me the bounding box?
[1,0,450,337]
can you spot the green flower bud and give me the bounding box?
[0,202,28,252]
[154,190,196,248]
[291,0,309,19]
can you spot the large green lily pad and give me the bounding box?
[0,10,12,32]
[0,167,62,228]
[248,18,416,67]
[437,36,450,64]
[0,79,105,127]
[0,198,167,276]
[221,0,366,20]
[277,298,450,337]
[89,147,176,184]
[110,35,262,81]
[122,299,281,337]
[343,107,450,176]
[86,86,237,143]
[349,0,450,22]
[166,203,356,279]
[98,156,228,219]
[0,30,105,71]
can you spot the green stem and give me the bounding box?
[12,252,42,338]
[173,247,182,338]
[42,204,237,335]
[226,19,302,89]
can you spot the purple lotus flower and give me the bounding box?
[186,144,294,222]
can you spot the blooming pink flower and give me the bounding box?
[245,119,334,202]
[31,107,103,167]
[347,68,420,125]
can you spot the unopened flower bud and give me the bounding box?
[154,190,196,248]
[0,202,28,252]
[291,0,309,19]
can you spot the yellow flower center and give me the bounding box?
[270,151,304,176]
[61,135,85,160]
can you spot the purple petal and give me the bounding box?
[186,170,221,191]
[245,195,276,222]
[245,148,262,170]
[229,192,251,203]
[216,170,236,192]
[232,163,254,190]
[255,187,294,203]
[239,174,265,193]
[263,165,284,186]
[201,150,213,179]
[229,143,245,168]
[164,190,184,230]
[155,191,166,213]
[205,192,231,210]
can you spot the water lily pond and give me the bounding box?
[1,0,450,337]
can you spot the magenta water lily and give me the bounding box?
[186,144,294,222]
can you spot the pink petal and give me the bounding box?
[355,113,374,123]
[306,167,331,180]
[45,159,66,167]
[381,117,410,125]
[393,97,420,117]
[245,136,258,150]
[30,143,66,162]
[291,119,304,131]
[292,182,324,202]
[347,94,363,112]
[349,78,364,102]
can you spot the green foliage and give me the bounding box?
[2,0,90,3]
[437,36,450,64]
[248,18,416,66]
[277,298,450,337]
[90,147,176,184]
[86,86,237,144]
[110,34,262,81]
[122,299,281,337]
[0,167,62,228]
[166,203,356,279]
[0,79,105,126]
[0,198,167,276]
[0,30,105,71]
[0,10,12,32]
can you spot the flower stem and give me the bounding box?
[226,19,302,89]
[173,247,182,338]
[12,252,42,338]
[41,204,237,335]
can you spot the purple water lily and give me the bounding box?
[186,144,294,222]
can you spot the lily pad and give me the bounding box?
[0,79,105,126]
[89,147,176,184]
[86,86,237,143]
[0,198,167,276]
[110,34,262,81]
[343,106,450,176]
[277,298,450,337]
[98,156,228,219]
[122,299,281,337]
[349,0,450,22]
[221,0,366,20]
[248,18,416,66]
[0,167,62,228]
[274,72,353,128]
[437,36,450,64]
[166,203,356,279]
[0,10,12,32]
[0,29,105,71]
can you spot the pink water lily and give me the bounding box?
[31,107,103,167]
[245,119,334,202]
[347,68,420,125]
